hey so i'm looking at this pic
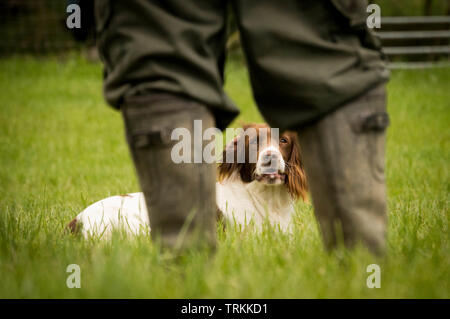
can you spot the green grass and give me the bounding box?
[0,52,448,298]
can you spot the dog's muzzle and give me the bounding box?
[255,147,286,184]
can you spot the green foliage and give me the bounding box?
[0,53,448,298]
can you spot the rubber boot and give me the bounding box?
[121,93,217,251]
[298,84,389,255]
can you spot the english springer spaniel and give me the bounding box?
[68,124,308,238]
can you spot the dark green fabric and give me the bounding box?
[298,83,388,254]
[95,0,389,130]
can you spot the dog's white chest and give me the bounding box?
[216,177,295,231]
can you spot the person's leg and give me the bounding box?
[299,84,388,254]
[232,0,390,254]
[95,0,237,249]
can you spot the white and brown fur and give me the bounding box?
[68,123,308,238]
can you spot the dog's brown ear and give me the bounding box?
[285,132,308,201]
[218,124,255,182]
[66,218,81,235]
[218,132,243,182]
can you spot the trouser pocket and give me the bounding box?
[348,85,389,182]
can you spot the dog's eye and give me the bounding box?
[280,137,288,144]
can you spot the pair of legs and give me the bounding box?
[95,0,390,253]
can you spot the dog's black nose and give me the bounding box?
[261,151,279,167]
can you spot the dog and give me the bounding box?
[68,123,308,238]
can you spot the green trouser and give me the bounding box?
[95,0,390,253]
[95,0,389,130]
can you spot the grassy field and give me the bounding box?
[0,53,448,298]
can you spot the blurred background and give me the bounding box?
[0,0,449,68]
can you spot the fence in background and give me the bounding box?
[377,16,450,68]
[0,0,94,56]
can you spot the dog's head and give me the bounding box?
[218,123,308,201]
